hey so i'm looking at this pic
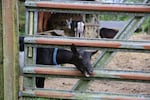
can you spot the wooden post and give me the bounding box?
[2,0,19,100]
[0,0,4,100]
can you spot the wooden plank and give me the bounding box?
[25,1,150,13]
[0,0,4,99]
[2,0,19,100]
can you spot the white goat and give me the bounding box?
[66,18,85,37]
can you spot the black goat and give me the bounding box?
[19,36,97,88]
[100,28,118,38]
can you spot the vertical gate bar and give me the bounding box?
[34,11,38,36]
[2,0,19,100]
[28,11,34,58]
[33,10,38,67]
[25,10,29,35]
[24,47,36,89]
[24,11,36,90]
[29,11,34,36]
[25,11,34,65]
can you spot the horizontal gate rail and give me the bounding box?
[23,66,150,82]
[25,1,150,16]
[24,37,150,52]
[25,1,150,13]
[22,89,150,100]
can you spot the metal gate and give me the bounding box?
[21,0,150,99]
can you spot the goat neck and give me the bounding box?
[56,49,74,64]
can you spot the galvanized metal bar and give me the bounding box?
[33,11,38,65]
[25,10,29,35]
[29,11,34,36]
[23,67,150,82]
[24,37,150,52]
[22,89,150,100]
[34,11,38,36]
[24,11,36,89]
[24,43,36,89]
[25,1,150,14]
[28,11,34,58]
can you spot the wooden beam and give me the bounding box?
[0,0,4,99]
[2,0,19,100]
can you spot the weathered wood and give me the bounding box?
[0,0,4,99]
[2,0,19,100]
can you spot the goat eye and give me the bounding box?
[79,55,83,59]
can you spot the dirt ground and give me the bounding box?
[44,33,150,95]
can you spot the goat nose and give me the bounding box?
[89,70,93,75]
[84,72,90,77]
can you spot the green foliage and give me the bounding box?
[0,2,2,34]
[18,1,26,35]
[124,0,144,3]
[141,17,150,32]
[100,15,130,21]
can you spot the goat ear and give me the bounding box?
[71,44,79,56]
[91,50,98,55]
